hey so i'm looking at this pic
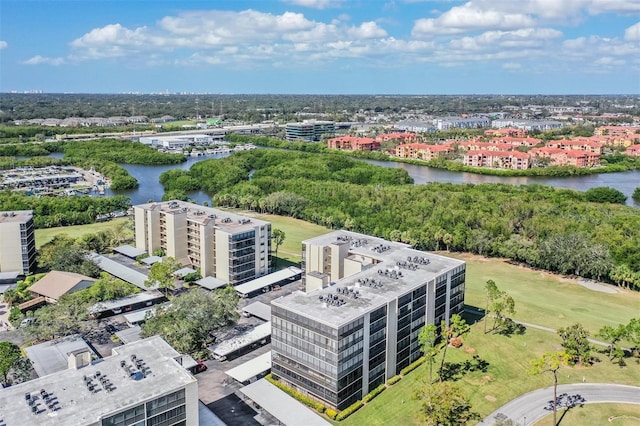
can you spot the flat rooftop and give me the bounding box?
[88,290,164,314]
[0,209,32,224]
[134,200,269,233]
[272,230,464,327]
[235,267,301,296]
[25,334,98,377]
[210,322,272,358]
[0,336,196,426]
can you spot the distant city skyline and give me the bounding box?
[1,0,639,94]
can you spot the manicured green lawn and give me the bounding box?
[535,403,640,426]
[448,253,640,335]
[35,217,131,248]
[342,325,640,425]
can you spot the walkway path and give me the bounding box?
[481,383,640,425]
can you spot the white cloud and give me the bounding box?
[23,55,65,65]
[412,3,535,36]
[0,41,7,50]
[624,21,640,41]
[347,22,388,39]
[282,0,344,9]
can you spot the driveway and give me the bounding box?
[481,383,640,425]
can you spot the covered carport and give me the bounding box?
[239,378,331,426]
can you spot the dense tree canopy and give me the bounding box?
[38,235,101,277]
[584,186,627,204]
[141,287,239,359]
[159,150,640,288]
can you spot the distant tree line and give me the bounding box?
[1,93,637,122]
[160,149,640,289]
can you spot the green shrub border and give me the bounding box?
[265,374,326,413]
[325,408,338,420]
[362,384,386,403]
[386,375,402,385]
[400,356,426,376]
[335,400,364,421]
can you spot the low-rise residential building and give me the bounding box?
[458,142,514,152]
[394,143,452,160]
[484,128,529,138]
[327,136,380,151]
[529,147,568,166]
[375,132,419,143]
[0,210,36,275]
[134,200,271,284]
[28,271,96,303]
[546,139,602,154]
[565,150,601,167]
[492,119,564,131]
[271,231,465,410]
[625,144,640,156]
[433,116,490,130]
[463,150,530,170]
[488,137,542,147]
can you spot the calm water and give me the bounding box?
[50,152,640,207]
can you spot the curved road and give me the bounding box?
[481,383,640,425]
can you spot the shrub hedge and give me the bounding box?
[386,375,402,385]
[335,400,364,421]
[325,409,338,420]
[362,384,386,403]
[400,356,426,376]
[265,374,326,413]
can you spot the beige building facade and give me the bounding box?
[134,201,271,284]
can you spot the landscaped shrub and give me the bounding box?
[336,400,364,421]
[450,336,463,347]
[400,356,426,376]
[386,375,402,386]
[265,374,326,413]
[325,409,338,420]
[362,384,386,403]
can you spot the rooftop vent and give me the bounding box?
[396,260,418,271]
[221,217,232,224]
[356,277,383,289]
[371,244,391,254]
[407,255,430,266]
[378,268,402,279]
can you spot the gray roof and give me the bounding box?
[272,230,465,327]
[210,322,272,358]
[25,334,98,377]
[0,283,18,293]
[241,301,271,321]
[234,267,301,296]
[0,336,196,426]
[113,245,147,258]
[140,255,162,265]
[115,326,143,345]
[91,254,154,290]
[88,290,164,315]
[239,379,331,426]
[174,267,197,278]
[225,351,271,383]
[195,276,227,290]
[123,306,159,325]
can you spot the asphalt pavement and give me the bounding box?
[481,383,640,425]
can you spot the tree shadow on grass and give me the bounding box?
[440,354,490,382]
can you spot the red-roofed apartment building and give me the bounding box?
[546,139,602,154]
[530,147,600,167]
[395,143,452,161]
[327,136,380,151]
[625,144,640,156]
[376,132,419,143]
[458,141,514,152]
[484,128,529,138]
[488,137,542,147]
[463,150,530,170]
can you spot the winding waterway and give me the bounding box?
[51,152,639,207]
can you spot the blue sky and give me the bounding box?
[1,0,639,94]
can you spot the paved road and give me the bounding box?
[481,383,640,425]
